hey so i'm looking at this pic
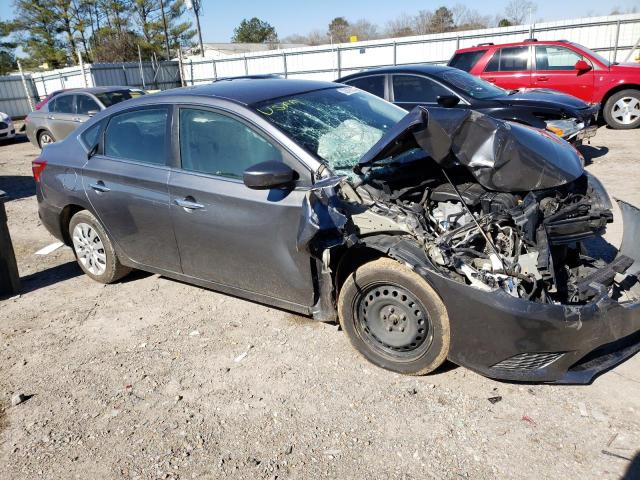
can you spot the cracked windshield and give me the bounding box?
[253,87,407,179]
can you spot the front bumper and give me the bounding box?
[417,199,640,384]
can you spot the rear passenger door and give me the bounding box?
[480,46,532,91]
[75,93,102,124]
[168,106,315,308]
[82,106,181,273]
[47,94,78,140]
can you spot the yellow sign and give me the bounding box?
[350,35,358,43]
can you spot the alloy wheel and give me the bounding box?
[39,133,54,146]
[612,96,640,125]
[72,222,107,276]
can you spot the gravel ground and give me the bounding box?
[1,128,639,480]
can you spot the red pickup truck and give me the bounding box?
[449,39,640,129]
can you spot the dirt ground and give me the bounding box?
[1,127,639,480]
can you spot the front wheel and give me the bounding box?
[337,257,450,375]
[69,210,131,283]
[603,89,640,129]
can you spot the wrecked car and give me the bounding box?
[32,78,640,384]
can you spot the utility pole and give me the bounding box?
[186,0,205,57]
[159,0,171,60]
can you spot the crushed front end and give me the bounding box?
[302,106,640,383]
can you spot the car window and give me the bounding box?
[80,121,103,149]
[179,108,283,179]
[535,46,584,71]
[448,50,487,72]
[95,89,146,108]
[76,95,100,115]
[104,108,168,165]
[436,69,505,100]
[344,76,385,98]
[485,46,529,72]
[49,95,74,114]
[392,75,451,103]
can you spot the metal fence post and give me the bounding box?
[283,52,288,78]
[58,71,65,89]
[613,19,621,62]
[17,60,34,112]
[393,42,397,66]
[122,65,128,85]
[456,36,460,50]
[243,55,249,75]
[190,59,194,85]
[77,50,89,87]
[337,46,342,78]
[212,58,217,80]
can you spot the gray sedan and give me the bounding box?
[25,87,146,148]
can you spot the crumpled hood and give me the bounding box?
[357,106,585,192]
[494,88,590,111]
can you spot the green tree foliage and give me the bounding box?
[328,17,349,43]
[430,6,454,33]
[0,20,18,75]
[231,17,278,43]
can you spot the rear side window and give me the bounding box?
[49,95,74,114]
[392,75,451,103]
[76,95,100,115]
[80,121,103,148]
[344,76,385,98]
[179,108,282,179]
[485,46,529,72]
[448,50,487,72]
[535,46,584,70]
[95,89,146,108]
[104,108,168,165]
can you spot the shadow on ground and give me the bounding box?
[18,261,82,294]
[578,144,609,166]
[623,451,640,480]
[0,175,36,200]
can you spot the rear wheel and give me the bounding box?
[337,257,450,375]
[69,210,131,283]
[38,130,55,148]
[603,89,640,129]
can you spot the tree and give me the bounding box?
[0,20,18,75]
[328,17,349,43]
[232,17,278,43]
[91,25,143,62]
[413,10,433,35]
[505,0,537,25]
[350,19,378,41]
[430,6,454,33]
[385,13,414,38]
[498,18,513,27]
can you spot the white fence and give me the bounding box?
[182,13,640,83]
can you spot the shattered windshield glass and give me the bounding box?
[252,87,406,178]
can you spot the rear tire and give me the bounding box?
[337,257,450,375]
[38,130,55,148]
[603,89,640,129]
[68,210,131,283]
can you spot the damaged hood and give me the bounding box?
[357,106,585,192]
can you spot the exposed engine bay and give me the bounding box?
[301,106,640,306]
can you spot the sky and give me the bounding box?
[1,0,638,42]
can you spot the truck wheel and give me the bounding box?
[337,257,450,375]
[603,89,640,129]
[69,210,131,283]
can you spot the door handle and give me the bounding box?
[89,181,110,193]
[73,117,82,122]
[175,198,204,210]
[537,76,549,81]
[47,115,55,120]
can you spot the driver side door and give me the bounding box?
[532,45,595,101]
[168,106,315,309]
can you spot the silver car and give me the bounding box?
[25,87,146,148]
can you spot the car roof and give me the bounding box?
[151,77,339,105]
[455,39,573,53]
[337,64,454,81]
[55,86,144,96]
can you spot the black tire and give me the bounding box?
[337,257,450,375]
[37,129,56,148]
[603,89,640,130]
[68,210,131,283]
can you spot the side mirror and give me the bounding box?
[243,161,296,190]
[574,60,591,72]
[87,110,99,117]
[436,95,461,108]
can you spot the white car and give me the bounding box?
[0,112,16,141]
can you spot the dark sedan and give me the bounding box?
[32,78,640,383]
[337,65,599,144]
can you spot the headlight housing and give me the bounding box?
[545,118,583,139]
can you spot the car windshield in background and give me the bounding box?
[95,89,146,107]
[253,87,406,178]
[571,42,611,66]
[448,50,487,72]
[436,70,506,99]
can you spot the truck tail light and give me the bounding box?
[32,159,47,182]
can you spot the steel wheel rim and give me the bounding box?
[354,282,433,361]
[612,97,640,125]
[40,133,54,145]
[72,222,107,276]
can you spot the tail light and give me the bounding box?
[32,159,47,182]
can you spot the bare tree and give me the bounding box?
[505,0,537,25]
[350,19,379,41]
[385,13,415,38]
[413,10,433,35]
